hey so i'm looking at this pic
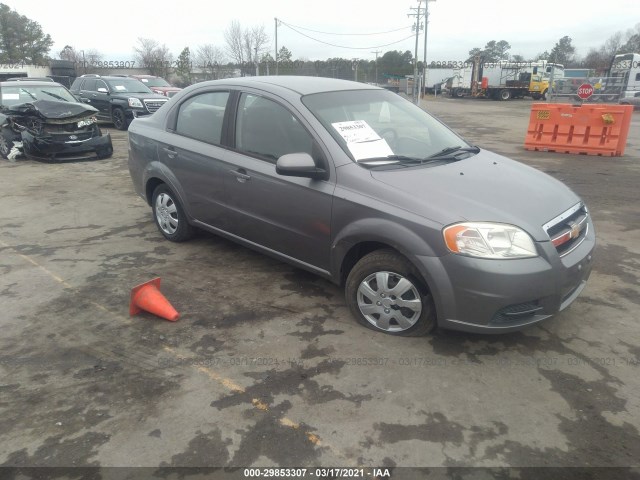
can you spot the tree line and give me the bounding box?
[467,25,640,69]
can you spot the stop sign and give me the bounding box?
[577,83,594,100]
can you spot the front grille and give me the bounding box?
[544,203,589,256]
[491,301,543,325]
[144,99,168,113]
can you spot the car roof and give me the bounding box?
[202,76,381,96]
[0,80,66,87]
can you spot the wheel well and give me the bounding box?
[340,242,389,285]
[145,178,164,205]
[340,242,433,297]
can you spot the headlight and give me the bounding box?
[128,98,143,108]
[443,222,538,259]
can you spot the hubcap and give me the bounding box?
[357,271,422,332]
[155,193,178,235]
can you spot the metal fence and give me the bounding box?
[549,76,623,104]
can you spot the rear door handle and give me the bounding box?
[230,169,251,183]
[163,147,177,159]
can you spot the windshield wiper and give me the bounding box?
[427,145,480,159]
[41,90,69,101]
[358,155,426,166]
[19,89,37,100]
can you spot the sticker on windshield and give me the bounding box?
[2,93,20,100]
[114,85,126,91]
[332,120,393,161]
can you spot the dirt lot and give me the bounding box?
[1,96,639,473]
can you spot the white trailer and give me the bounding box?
[609,53,640,101]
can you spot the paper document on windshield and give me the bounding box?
[332,120,393,161]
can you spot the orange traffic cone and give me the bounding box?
[129,278,179,322]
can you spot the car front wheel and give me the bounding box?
[151,184,194,242]
[112,108,127,130]
[0,130,15,159]
[345,250,436,336]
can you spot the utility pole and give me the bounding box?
[408,1,423,105]
[353,59,359,82]
[371,50,381,85]
[422,0,435,98]
[274,17,279,75]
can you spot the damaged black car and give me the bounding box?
[0,81,113,162]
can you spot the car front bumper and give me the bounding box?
[415,219,596,333]
[21,131,113,162]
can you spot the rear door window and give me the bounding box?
[175,91,229,145]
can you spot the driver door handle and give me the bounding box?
[230,168,251,183]
[162,147,177,159]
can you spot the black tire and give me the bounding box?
[499,89,511,101]
[345,249,436,336]
[0,128,16,159]
[531,93,541,100]
[111,108,127,130]
[151,184,194,242]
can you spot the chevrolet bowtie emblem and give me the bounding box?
[569,221,581,239]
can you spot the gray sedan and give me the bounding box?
[128,76,595,336]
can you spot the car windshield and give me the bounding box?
[139,77,171,87]
[0,85,77,106]
[105,79,152,94]
[302,89,470,163]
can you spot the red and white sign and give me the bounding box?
[577,83,594,100]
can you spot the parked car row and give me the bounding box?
[0,73,181,161]
[69,75,170,130]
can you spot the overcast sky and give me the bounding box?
[4,0,639,63]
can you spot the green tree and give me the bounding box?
[175,47,192,86]
[0,3,53,64]
[378,50,413,77]
[278,46,292,64]
[468,40,511,62]
[549,36,576,66]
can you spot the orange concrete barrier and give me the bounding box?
[524,103,634,156]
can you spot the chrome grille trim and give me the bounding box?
[543,202,589,257]
[143,99,168,113]
[542,202,583,232]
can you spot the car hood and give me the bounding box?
[150,86,181,93]
[6,100,98,120]
[369,149,581,241]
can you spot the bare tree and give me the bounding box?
[224,20,245,65]
[195,44,226,80]
[134,37,173,77]
[225,20,270,75]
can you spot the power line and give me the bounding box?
[280,22,414,50]
[278,20,411,36]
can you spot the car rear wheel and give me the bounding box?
[345,249,436,336]
[152,184,194,242]
[112,108,127,130]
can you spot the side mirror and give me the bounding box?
[276,153,327,180]
[97,87,108,94]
